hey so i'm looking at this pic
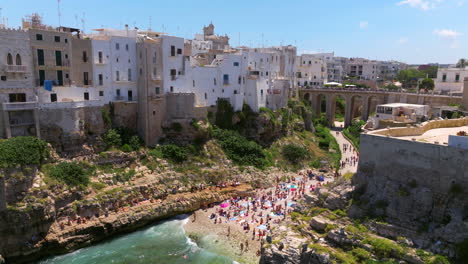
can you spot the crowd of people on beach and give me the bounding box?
[196,169,332,256]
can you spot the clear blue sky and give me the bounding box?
[0,0,466,64]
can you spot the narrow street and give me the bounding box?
[331,122,358,175]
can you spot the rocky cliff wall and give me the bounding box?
[350,134,468,252]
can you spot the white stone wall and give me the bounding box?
[0,29,35,102]
[435,68,468,93]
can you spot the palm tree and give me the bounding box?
[456,58,467,68]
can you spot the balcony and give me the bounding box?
[2,101,38,111]
[114,96,126,101]
[4,65,28,73]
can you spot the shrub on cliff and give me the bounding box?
[103,129,122,148]
[151,144,188,163]
[0,136,49,169]
[213,129,267,168]
[281,144,309,163]
[47,162,94,187]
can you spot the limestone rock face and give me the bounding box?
[349,134,468,256]
[309,216,329,232]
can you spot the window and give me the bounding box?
[98,51,103,63]
[243,77,245,84]
[171,45,175,56]
[83,51,87,62]
[128,69,132,81]
[177,48,182,55]
[6,53,13,65]
[0,76,6,81]
[54,36,60,42]
[15,54,22,65]
[214,78,217,85]
[193,80,195,87]
[153,52,157,63]
[266,71,268,76]
[204,93,207,99]
[128,90,133,101]
[84,92,89,101]
[442,74,447,82]
[170,86,174,92]
[238,76,241,84]
[38,70,45,86]
[309,61,311,65]
[55,50,62,66]
[233,62,239,67]
[9,93,26,102]
[223,74,229,85]
[126,44,129,51]
[116,89,121,96]
[98,74,103,85]
[99,91,104,96]
[57,70,63,86]
[170,69,177,80]
[65,38,68,43]
[456,74,460,82]
[153,67,157,77]
[261,89,264,96]
[234,90,238,94]
[116,43,120,50]
[155,87,160,94]
[50,93,57,102]
[83,72,89,85]
[37,49,45,66]
[116,71,120,81]
[36,34,43,41]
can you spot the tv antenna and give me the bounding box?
[148,16,152,31]
[81,12,86,33]
[57,0,61,27]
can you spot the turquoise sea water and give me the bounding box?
[37,216,236,264]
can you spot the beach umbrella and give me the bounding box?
[258,225,267,230]
[220,202,230,208]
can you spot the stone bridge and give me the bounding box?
[300,88,462,127]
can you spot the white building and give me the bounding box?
[371,103,430,129]
[295,54,327,88]
[89,27,138,103]
[435,67,468,94]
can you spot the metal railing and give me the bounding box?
[4,65,28,72]
[2,101,38,111]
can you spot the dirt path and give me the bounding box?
[332,121,358,174]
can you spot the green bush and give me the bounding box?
[213,129,267,168]
[153,144,188,163]
[129,135,141,150]
[215,99,234,129]
[313,123,341,168]
[350,247,372,261]
[101,108,112,126]
[456,239,468,263]
[121,144,133,152]
[0,137,49,169]
[281,144,309,163]
[47,162,94,187]
[103,129,122,148]
[363,237,404,258]
[171,122,183,132]
[343,119,365,150]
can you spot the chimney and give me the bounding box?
[463,77,468,111]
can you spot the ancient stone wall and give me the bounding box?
[112,101,138,131]
[370,117,468,137]
[351,134,468,246]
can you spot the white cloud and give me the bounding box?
[434,29,462,49]
[397,37,409,44]
[433,29,462,38]
[396,0,440,10]
[359,21,368,29]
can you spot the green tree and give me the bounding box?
[103,129,122,148]
[47,162,94,187]
[420,65,438,78]
[456,58,468,68]
[397,69,425,88]
[383,84,399,91]
[281,144,309,163]
[0,137,49,169]
[420,78,435,90]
